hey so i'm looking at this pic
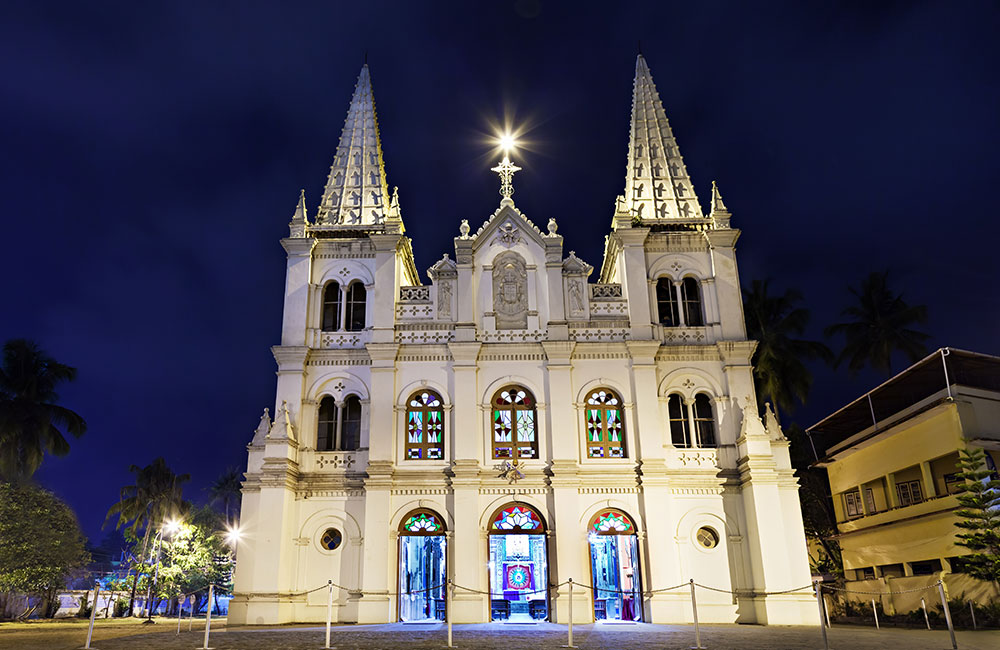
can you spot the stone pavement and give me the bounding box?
[55,621,1000,650]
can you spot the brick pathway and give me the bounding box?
[56,621,999,650]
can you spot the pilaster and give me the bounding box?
[279,237,316,347]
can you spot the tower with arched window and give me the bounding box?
[230,55,818,628]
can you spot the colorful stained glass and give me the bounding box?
[491,505,543,532]
[491,385,537,459]
[405,390,445,461]
[505,564,532,590]
[585,388,625,459]
[402,512,444,534]
[591,510,634,534]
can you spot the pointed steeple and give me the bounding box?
[289,189,309,237]
[710,180,732,229]
[624,55,704,222]
[315,64,395,227]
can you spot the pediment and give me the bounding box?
[469,203,549,253]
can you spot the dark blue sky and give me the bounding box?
[2,1,997,542]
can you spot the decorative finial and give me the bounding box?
[547,218,558,235]
[491,155,522,202]
[459,219,470,238]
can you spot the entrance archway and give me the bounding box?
[398,509,447,622]
[487,503,549,622]
[588,509,642,622]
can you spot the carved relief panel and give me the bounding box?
[492,251,528,330]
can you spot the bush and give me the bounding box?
[113,597,130,618]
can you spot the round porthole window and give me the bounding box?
[320,527,343,551]
[696,527,719,550]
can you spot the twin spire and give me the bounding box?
[292,56,730,235]
[314,64,396,227]
[624,54,705,222]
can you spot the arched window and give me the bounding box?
[321,282,342,331]
[667,394,690,447]
[681,278,703,326]
[489,503,545,533]
[405,390,445,460]
[655,278,679,326]
[491,385,538,460]
[345,282,367,331]
[693,393,716,447]
[585,388,625,459]
[589,509,636,535]
[341,395,362,450]
[317,396,337,451]
[399,508,446,535]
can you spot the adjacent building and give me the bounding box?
[809,349,1000,606]
[229,55,818,626]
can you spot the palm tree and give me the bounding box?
[105,457,190,616]
[208,468,243,523]
[824,270,930,374]
[0,339,87,481]
[743,280,832,418]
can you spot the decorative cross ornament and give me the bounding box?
[491,155,521,200]
[494,457,525,484]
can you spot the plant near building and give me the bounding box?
[953,447,1000,586]
[156,507,234,616]
[0,339,87,481]
[0,482,90,619]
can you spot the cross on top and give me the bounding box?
[491,155,522,200]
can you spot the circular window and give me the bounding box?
[320,527,343,551]
[696,527,719,550]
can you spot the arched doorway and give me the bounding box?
[487,503,549,622]
[398,509,447,622]
[588,509,642,622]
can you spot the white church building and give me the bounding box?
[229,55,819,627]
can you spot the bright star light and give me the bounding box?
[499,133,516,152]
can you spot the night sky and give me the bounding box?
[2,1,998,543]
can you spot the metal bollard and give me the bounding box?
[563,579,575,648]
[813,581,829,650]
[689,579,705,650]
[83,582,100,649]
[871,599,879,630]
[921,597,930,630]
[970,600,976,629]
[446,579,453,648]
[177,595,184,635]
[324,580,334,649]
[201,584,214,649]
[936,581,957,650]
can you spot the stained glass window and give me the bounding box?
[489,504,544,533]
[405,391,445,460]
[585,389,625,459]
[399,509,445,535]
[492,386,537,459]
[590,509,636,535]
[320,527,343,550]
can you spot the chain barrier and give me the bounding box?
[819,580,942,596]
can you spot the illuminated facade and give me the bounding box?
[229,55,818,626]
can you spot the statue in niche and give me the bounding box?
[568,279,584,315]
[492,252,528,330]
[438,281,453,318]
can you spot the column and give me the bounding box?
[358,343,398,623]
[673,281,686,326]
[920,461,937,498]
[885,474,899,508]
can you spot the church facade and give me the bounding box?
[229,55,819,626]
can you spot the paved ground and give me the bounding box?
[4,620,998,650]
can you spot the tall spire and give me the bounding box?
[624,54,704,222]
[315,64,394,227]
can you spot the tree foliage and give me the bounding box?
[742,280,832,417]
[825,270,930,374]
[208,468,243,523]
[953,447,1000,585]
[0,339,87,481]
[0,483,90,617]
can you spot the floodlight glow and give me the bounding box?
[163,519,180,534]
[225,524,242,545]
[499,133,516,152]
